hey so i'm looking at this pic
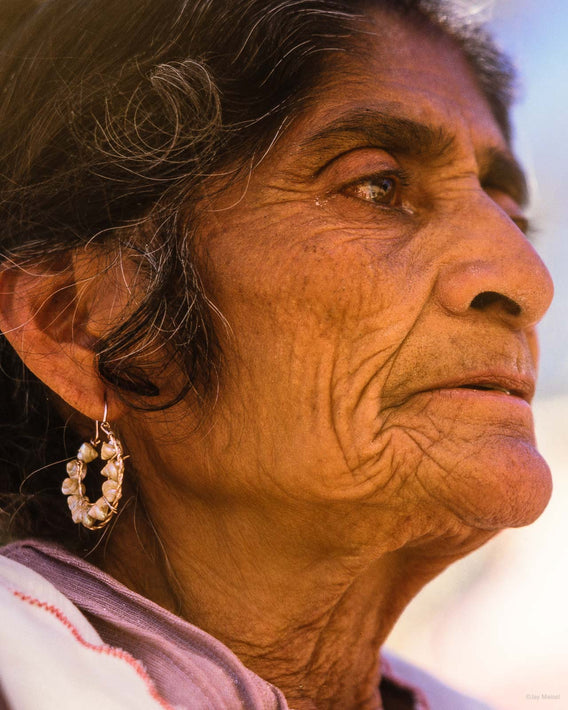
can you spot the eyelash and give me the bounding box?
[341,168,411,209]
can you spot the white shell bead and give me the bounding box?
[81,512,96,528]
[61,478,75,495]
[67,495,82,511]
[100,442,116,460]
[67,460,86,480]
[71,502,88,523]
[88,498,110,521]
[61,478,85,496]
[66,460,79,476]
[102,480,118,503]
[101,460,120,481]
[77,442,98,463]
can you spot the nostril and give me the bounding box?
[470,291,522,317]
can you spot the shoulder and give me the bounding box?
[0,553,173,710]
[382,649,497,710]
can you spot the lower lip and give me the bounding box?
[430,387,532,411]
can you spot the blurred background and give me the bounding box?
[386,1,568,708]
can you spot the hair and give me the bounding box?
[0,0,516,547]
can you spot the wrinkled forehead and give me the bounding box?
[308,7,507,148]
[231,7,526,208]
[196,5,523,211]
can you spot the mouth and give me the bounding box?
[388,370,537,410]
[458,383,513,395]
[441,375,534,402]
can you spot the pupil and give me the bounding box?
[367,178,393,202]
[371,178,393,199]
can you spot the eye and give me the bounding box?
[511,214,530,236]
[341,170,409,208]
[485,187,533,240]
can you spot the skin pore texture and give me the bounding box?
[0,8,554,710]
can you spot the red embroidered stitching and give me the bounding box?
[12,590,174,710]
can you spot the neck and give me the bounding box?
[98,489,490,710]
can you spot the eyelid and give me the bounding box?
[511,214,535,241]
[484,186,533,241]
[314,145,399,182]
[482,184,522,207]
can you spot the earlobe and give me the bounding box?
[0,256,126,422]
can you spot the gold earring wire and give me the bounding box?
[62,400,125,530]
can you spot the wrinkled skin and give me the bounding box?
[117,11,553,710]
[0,8,554,710]
[182,10,553,537]
[115,12,553,708]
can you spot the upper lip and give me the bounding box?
[425,372,535,403]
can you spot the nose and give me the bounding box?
[435,196,554,329]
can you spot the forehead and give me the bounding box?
[280,8,509,168]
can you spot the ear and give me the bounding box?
[0,251,129,422]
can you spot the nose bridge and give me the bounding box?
[435,193,554,328]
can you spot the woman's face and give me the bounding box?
[161,12,553,546]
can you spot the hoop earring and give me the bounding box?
[62,402,125,530]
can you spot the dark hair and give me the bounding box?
[0,0,516,546]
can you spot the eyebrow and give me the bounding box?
[480,146,528,206]
[300,109,528,206]
[304,110,455,164]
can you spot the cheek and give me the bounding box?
[200,201,429,337]
[199,203,435,438]
[194,204,438,496]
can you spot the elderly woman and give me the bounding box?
[0,0,553,708]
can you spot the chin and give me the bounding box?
[398,390,553,532]
[444,440,553,531]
